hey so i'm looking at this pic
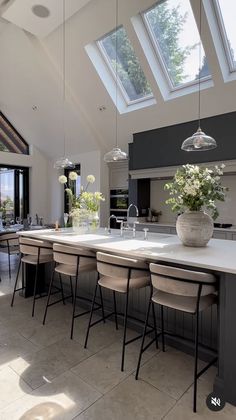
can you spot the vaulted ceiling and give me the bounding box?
[0,0,236,159]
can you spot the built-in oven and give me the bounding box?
[110,189,128,228]
[110,189,129,211]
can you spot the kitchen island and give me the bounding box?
[18,228,236,406]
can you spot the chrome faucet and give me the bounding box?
[122,204,139,237]
[127,204,139,227]
[107,214,117,234]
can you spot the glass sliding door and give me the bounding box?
[0,166,29,224]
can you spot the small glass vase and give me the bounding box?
[88,211,100,231]
[72,209,89,234]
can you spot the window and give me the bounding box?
[97,26,153,104]
[143,0,211,90]
[213,0,236,72]
[0,166,29,223]
[64,164,80,214]
[0,112,29,155]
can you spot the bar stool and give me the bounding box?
[0,233,19,279]
[11,237,53,316]
[43,243,102,340]
[135,263,218,412]
[84,252,156,372]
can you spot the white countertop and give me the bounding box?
[18,228,236,275]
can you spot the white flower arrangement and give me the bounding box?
[165,164,228,219]
[58,173,105,217]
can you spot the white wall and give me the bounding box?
[0,146,50,222]
[150,179,176,224]
[151,175,236,225]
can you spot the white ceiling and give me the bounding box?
[0,0,236,160]
[2,0,92,38]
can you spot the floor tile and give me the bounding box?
[73,318,123,352]
[164,367,236,419]
[72,339,158,394]
[10,338,92,389]
[76,376,175,420]
[0,366,32,410]
[137,347,205,400]
[0,331,40,370]
[0,370,102,420]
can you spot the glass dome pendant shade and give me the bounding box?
[104,147,127,163]
[54,157,75,169]
[181,127,217,152]
[181,0,217,152]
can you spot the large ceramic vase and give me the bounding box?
[176,211,213,247]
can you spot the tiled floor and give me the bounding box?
[0,253,236,419]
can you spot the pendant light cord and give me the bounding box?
[63,0,66,157]
[198,0,202,129]
[115,0,118,148]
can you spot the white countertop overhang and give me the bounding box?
[18,228,236,275]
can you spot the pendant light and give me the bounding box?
[181,0,217,152]
[54,0,74,169]
[104,0,128,163]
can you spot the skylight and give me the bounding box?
[143,0,211,90]
[97,26,153,104]
[213,0,236,72]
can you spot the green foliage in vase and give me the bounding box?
[164,164,228,219]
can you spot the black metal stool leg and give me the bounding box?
[69,276,74,303]
[8,250,11,279]
[193,310,199,412]
[43,268,55,325]
[70,273,79,339]
[99,285,105,323]
[135,296,152,380]
[59,273,65,305]
[113,291,118,330]
[84,281,98,348]
[152,301,158,349]
[32,263,39,317]
[11,259,21,307]
[161,305,165,352]
[121,288,129,372]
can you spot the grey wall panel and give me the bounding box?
[130,111,236,170]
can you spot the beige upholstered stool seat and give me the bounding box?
[135,262,218,412]
[152,290,217,314]
[43,242,98,340]
[21,254,53,265]
[97,252,150,293]
[0,233,19,278]
[0,233,19,248]
[150,263,217,314]
[11,236,53,317]
[55,261,96,276]
[84,251,151,372]
[98,274,150,293]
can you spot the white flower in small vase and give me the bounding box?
[86,175,95,184]
[69,171,78,181]
[58,175,67,184]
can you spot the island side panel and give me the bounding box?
[214,273,236,405]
